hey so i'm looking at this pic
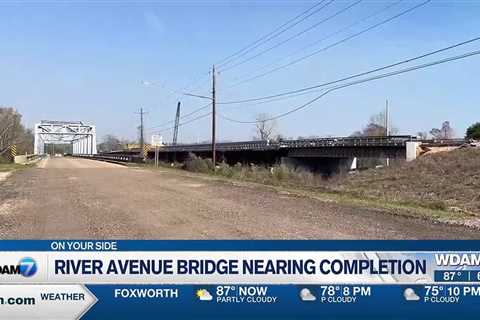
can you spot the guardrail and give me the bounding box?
[73,154,144,165]
[27,154,41,160]
[14,154,42,164]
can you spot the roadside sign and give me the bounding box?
[151,135,162,167]
[10,145,17,161]
[151,135,163,146]
[143,144,151,158]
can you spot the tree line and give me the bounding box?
[251,111,480,141]
[2,106,478,162]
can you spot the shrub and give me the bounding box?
[216,161,234,177]
[424,201,447,211]
[184,153,213,173]
[182,157,324,189]
[271,165,290,181]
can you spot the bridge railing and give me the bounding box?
[74,154,144,164]
[97,135,419,158]
[158,140,278,152]
[419,138,468,147]
[279,135,415,148]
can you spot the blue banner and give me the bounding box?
[0,240,479,319]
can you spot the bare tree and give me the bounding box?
[352,111,398,137]
[254,113,277,141]
[417,131,428,140]
[97,135,122,153]
[430,121,455,139]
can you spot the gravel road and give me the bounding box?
[0,157,477,239]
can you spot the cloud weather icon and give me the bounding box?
[403,288,421,301]
[196,289,213,301]
[299,288,316,301]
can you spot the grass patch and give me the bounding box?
[145,148,480,224]
[332,147,480,216]
[178,154,324,187]
[0,163,26,172]
[147,160,474,226]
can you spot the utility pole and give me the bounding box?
[212,65,216,170]
[173,102,181,145]
[182,65,217,169]
[135,107,147,158]
[385,99,389,137]
[385,99,390,167]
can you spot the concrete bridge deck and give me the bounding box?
[97,136,468,174]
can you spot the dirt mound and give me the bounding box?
[334,147,480,214]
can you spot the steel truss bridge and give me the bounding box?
[34,120,97,155]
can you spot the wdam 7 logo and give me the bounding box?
[19,257,37,277]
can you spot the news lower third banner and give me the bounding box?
[1,241,480,319]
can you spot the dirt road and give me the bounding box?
[0,157,477,239]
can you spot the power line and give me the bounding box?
[149,112,212,134]
[150,72,211,108]
[219,48,480,124]
[145,1,356,118]
[217,0,332,69]
[222,88,325,110]
[226,0,402,85]
[228,0,432,88]
[153,1,329,110]
[218,35,480,105]
[148,102,212,130]
[152,1,332,109]
[219,0,362,73]
[155,1,331,106]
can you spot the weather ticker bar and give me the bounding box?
[0,240,479,319]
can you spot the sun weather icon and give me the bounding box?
[18,257,37,277]
[196,289,213,301]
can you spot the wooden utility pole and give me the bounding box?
[135,107,147,158]
[182,66,217,169]
[385,99,389,137]
[211,65,216,170]
[385,99,390,167]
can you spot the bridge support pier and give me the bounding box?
[406,141,420,162]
